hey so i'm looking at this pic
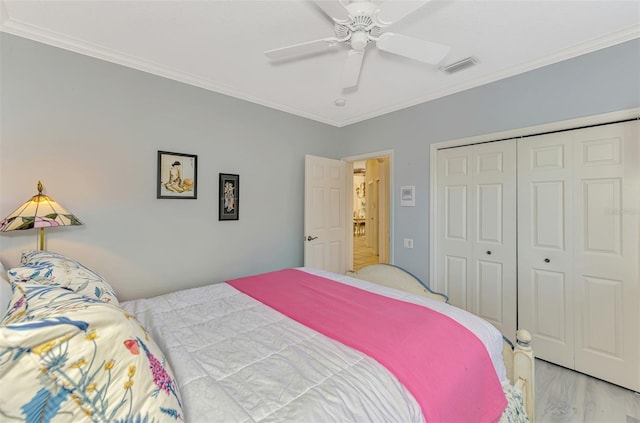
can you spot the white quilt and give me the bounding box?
[122,268,510,422]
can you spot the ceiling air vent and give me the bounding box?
[441,57,479,74]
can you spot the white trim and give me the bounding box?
[0,19,340,127]
[428,107,640,288]
[429,141,439,291]
[342,149,395,265]
[345,160,354,272]
[432,108,640,150]
[341,149,394,163]
[2,15,637,128]
[339,28,640,128]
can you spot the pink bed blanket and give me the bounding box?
[227,269,507,422]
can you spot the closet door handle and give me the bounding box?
[544,258,550,263]
[486,250,492,255]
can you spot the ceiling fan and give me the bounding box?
[264,0,450,89]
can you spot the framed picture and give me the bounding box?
[400,185,415,207]
[157,151,197,199]
[219,173,239,221]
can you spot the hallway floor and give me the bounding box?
[353,235,378,271]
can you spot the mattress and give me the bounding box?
[121,268,522,422]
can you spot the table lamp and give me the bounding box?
[0,181,83,250]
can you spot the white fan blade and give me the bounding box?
[342,49,365,89]
[315,0,350,22]
[265,38,340,60]
[376,0,431,25]
[376,32,450,64]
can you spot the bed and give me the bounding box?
[1,252,534,422]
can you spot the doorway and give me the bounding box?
[350,156,391,271]
[304,152,391,275]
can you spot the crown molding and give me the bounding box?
[337,26,640,127]
[0,16,342,127]
[1,14,637,128]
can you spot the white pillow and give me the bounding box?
[0,260,12,319]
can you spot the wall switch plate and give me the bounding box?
[403,238,414,248]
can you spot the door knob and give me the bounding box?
[306,236,318,242]
[486,250,492,255]
[544,258,550,263]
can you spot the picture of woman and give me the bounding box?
[219,174,239,220]
[164,160,184,193]
[157,151,197,199]
[223,180,235,212]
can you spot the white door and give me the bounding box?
[470,141,517,341]
[518,132,575,368]
[436,146,473,308]
[572,121,639,391]
[518,121,639,391]
[436,140,517,341]
[304,155,348,274]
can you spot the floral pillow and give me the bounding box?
[20,250,67,265]
[9,250,119,305]
[1,283,27,324]
[0,260,12,318]
[0,284,183,422]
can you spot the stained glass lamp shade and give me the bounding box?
[0,181,83,250]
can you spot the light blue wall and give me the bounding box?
[335,39,640,283]
[0,33,342,300]
[1,33,638,298]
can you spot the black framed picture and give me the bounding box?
[219,173,239,220]
[157,151,197,199]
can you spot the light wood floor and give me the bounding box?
[536,359,640,423]
[353,235,378,271]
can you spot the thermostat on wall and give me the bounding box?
[400,185,415,207]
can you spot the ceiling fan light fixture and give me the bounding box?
[441,56,479,74]
[350,31,369,50]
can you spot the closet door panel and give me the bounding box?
[436,141,517,342]
[518,132,575,368]
[471,141,517,340]
[445,255,468,308]
[532,269,567,342]
[477,184,502,243]
[446,185,468,240]
[581,275,622,357]
[582,178,621,254]
[436,148,473,309]
[572,121,639,391]
[476,260,503,325]
[532,181,565,249]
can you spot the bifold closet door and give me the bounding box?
[436,140,517,341]
[571,121,639,391]
[517,132,575,368]
[518,120,639,391]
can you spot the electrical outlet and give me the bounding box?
[403,238,413,249]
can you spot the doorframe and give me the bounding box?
[429,108,640,290]
[342,149,394,270]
